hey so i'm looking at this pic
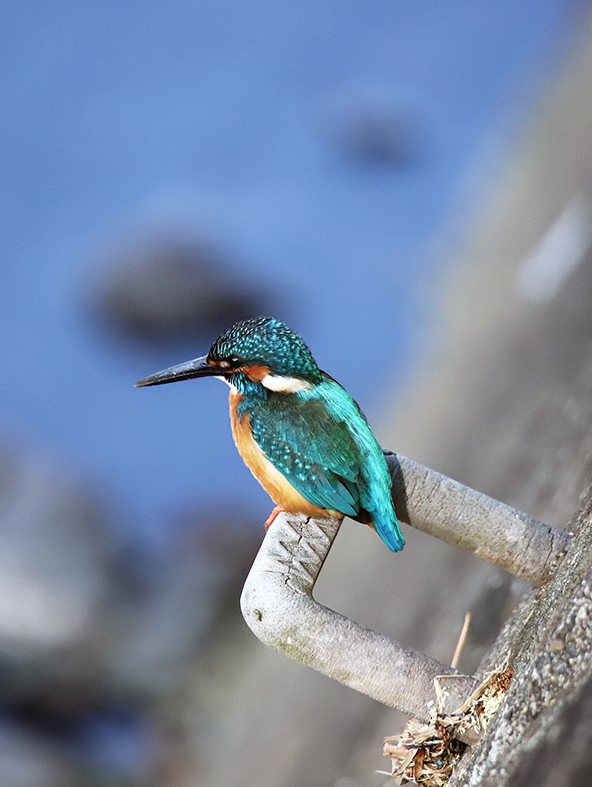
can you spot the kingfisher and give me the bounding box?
[135,317,404,552]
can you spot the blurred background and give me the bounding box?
[1,2,591,785]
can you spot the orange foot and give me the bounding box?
[264,505,283,531]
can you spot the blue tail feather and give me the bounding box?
[372,509,405,552]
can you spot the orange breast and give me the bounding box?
[228,391,339,518]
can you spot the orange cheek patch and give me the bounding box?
[243,364,270,382]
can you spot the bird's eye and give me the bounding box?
[219,356,241,370]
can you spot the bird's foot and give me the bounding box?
[264,506,283,531]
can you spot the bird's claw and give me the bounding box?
[264,505,283,531]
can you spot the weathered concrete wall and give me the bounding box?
[170,11,592,787]
[389,13,592,786]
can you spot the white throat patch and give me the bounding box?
[217,376,239,394]
[260,374,312,393]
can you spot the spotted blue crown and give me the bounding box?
[208,317,322,382]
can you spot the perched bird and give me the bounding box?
[135,317,404,552]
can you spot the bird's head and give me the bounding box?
[135,317,323,393]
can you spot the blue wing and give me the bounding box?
[246,383,404,552]
[249,395,362,517]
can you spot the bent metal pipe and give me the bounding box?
[241,453,570,742]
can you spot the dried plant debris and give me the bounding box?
[384,717,465,786]
[383,660,514,785]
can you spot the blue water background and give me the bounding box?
[0,1,581,544]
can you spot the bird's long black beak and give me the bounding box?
[135,355,220,387]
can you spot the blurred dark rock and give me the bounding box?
[98,511,261,700]
[321,85,424,167]
[0,437,263,783]
[95,236,269,342]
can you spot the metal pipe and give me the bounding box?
[241,511,480,735]
[241,453,569,737]
[387,452,570,586]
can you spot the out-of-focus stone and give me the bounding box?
[0,437,261,704]
[96,237,268,341]
[320,85,425,166]
[0,723,79,787]
[100,512,261,698]
[0,443,112,660]
[0,437,265,782]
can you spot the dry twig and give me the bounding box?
[451,610,472,671]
